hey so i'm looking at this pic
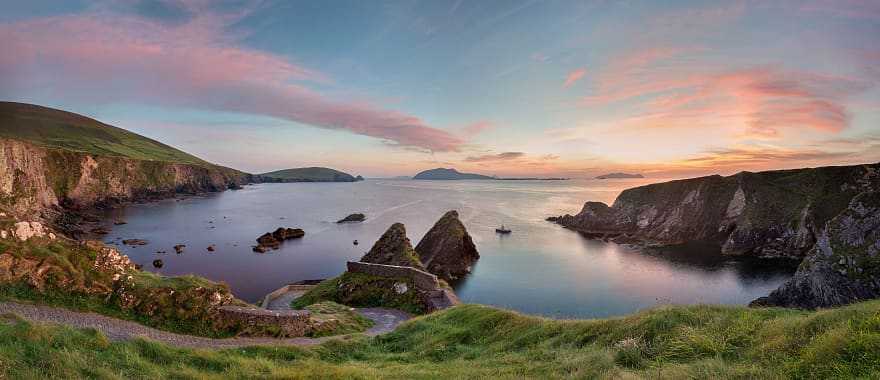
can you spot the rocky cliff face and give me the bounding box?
[0,138,252,225]
[751,191,880,308]
[554,164,880,258]
[415,210,479,281]
[360,223,425,269]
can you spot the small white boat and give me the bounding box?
[495,225,512,234]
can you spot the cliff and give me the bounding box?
[751,191,880,308]
[553,163,880,258]
[0,103,253,228]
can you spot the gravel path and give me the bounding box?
[0,301,411,349]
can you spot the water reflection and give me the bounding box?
[98,179,797,319]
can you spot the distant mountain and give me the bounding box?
[595,172,644,179]
[260,167,362,182]
[413,168,494,180]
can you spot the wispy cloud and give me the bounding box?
[0,7,464,152]
[563,68,587,88]
[464,151,525,162]
[461,121,496,137]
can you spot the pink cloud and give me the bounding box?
[563,68,587,88]
[461,121,496,137]
[583,46,871,137]
[0,11,464,152]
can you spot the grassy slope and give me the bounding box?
[260,167,356,181]
[0,102,209,165]
[1,301,878,379]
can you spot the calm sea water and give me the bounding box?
[98,179,797,319]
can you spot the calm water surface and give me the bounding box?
[99,179,797,319]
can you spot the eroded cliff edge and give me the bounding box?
[551,163,880,308]
[0,138,253,232]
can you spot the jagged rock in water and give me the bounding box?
[337,213,366,223]
[551,163,880,258]
[174,244,185,254]
[256,233,280,249]
[751,191,880,309]
[360,223,424,269]
[272,227,304,240]
[415,210,479,281]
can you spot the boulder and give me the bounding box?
[174,244,186,254]
[415,210,480,281]
[272,227,305,240]
[337,213,366,223]
[360,223,424,269]
[256,233,280,249]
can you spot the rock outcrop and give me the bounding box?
[0,138,252,233]
[337,213,366,223]
[415,210,479,281]
[751,191,880,308]
[552,163,880,258]
[253,227,304,252]
[360,223,425,269]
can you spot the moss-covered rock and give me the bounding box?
[359,223,424,269]
[415,210,479,281]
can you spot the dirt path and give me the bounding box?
[0,301,411,349]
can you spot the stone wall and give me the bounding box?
[217,306,311,337]
[346,261,440,291]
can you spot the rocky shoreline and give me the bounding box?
[550,163,880,309]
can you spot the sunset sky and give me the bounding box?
[2,0,879,178]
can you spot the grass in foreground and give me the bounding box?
[1,301,879,379]
[305,301,374,337]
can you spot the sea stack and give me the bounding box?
[360,223,424,269]
[416,210,480,281]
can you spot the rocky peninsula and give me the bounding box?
[551,163,880,308]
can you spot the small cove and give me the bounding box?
[97,179,798,319]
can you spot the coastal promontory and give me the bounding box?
[413,168,494,180]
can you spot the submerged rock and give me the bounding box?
[751,191,880,309]
[174,244,186,254]
[152,259,163,268]
[337,213,366,223]
[256,233,280,249]
[415,210,479,281]
[360,223,424,269]
[122,239,148,246]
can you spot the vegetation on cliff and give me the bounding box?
[0,102,209,165]
[259,167,361,182]
[2,300,879,378]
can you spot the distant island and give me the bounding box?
[260,167,363,182]
[595,172,644,179]
[413,168,494,180]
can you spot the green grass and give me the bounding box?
[1,301,879,378]
[0,238,243,337]
[305,301,375,337]
[260,167,357,182]
[292,272,427,315]
[0,102,210,165]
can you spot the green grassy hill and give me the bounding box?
[0,102,209,165]
[260,167,360,182]
[1,301,878,378]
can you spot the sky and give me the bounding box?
[1,0,879,178]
